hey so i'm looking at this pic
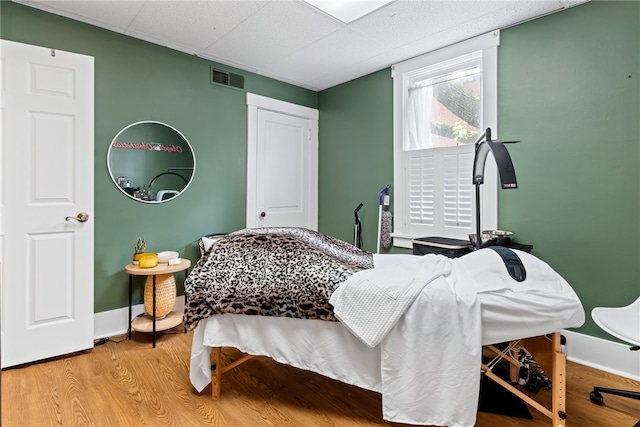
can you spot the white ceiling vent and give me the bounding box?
[211,67,245,90]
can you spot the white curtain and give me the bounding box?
[403,85,432,151]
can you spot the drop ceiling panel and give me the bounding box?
[348,1,482,49]
[202,0,344,70]
[127,1,268,52]
[17,0,145,33]
[264,28,382,83]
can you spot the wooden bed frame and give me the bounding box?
[483,333,567,427]
[208,331,568,427]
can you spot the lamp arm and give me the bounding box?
[472,141,518,188]
[486,140,518,189]
[473,142,491,185]
[473,128,489,147]
[472,127,518,250]
[475,184,483,250]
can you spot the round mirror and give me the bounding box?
[107,121,195,203]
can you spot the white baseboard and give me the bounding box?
[563,329,639,381]
[95,307,638,381]
[94,295,185,340]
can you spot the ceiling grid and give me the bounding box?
[14,0,587,91]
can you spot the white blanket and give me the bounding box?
[329,248,586,427]
[330,254,482,427]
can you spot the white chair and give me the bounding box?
[589,296,640,406]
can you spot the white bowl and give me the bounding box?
[157,251,179,263]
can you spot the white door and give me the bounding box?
[1,40,94,368]
[246,93,318,230]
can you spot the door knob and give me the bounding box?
[260,212,266,218]
[65,212,89,222]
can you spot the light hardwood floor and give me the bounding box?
[2,327,639,427]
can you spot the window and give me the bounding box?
[392,31,500,248]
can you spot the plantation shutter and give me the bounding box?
[409,151,435,227]
[443,147,474,231]
[405,145,474,239]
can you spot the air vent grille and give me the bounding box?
[212,68,229,85]
[211,67,245,90]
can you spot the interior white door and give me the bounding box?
[246,93,318,230]
[1,40,94,368]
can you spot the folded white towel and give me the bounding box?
[330,254,451,347]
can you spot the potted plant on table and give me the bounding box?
[133,237,146,265]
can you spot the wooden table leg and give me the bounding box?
[128,274,132,340]
[152,275,156,348]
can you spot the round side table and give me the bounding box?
[125,259,191,348]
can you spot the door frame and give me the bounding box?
[246,93,319,229]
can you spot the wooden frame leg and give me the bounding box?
[482,332,567,427]
[210,347,255,401]
[212,347,222,400]
[551,332,567,426]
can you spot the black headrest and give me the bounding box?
[489,246,526,282]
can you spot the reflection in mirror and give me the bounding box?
[107,121,195,203]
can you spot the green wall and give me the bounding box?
[318,1,640,339]
[318,69,394,250]
[497,1,639,337]
[1,1,316,312]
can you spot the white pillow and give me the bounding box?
[201,236,221,252]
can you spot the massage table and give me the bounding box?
[185,228,585,427]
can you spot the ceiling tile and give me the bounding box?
[264,28,382,83]
[202,0,343,70]
[127,1,268,53]
[348,0,478,49]
[18,0,144,33]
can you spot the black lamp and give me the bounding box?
[472,127,519,250]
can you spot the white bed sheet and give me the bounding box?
[190,251,585,425]
[370,251,585,344]
[190,276,583,384]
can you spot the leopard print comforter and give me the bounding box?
[183,227,373,329]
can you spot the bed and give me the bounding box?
[184,227,585,427]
